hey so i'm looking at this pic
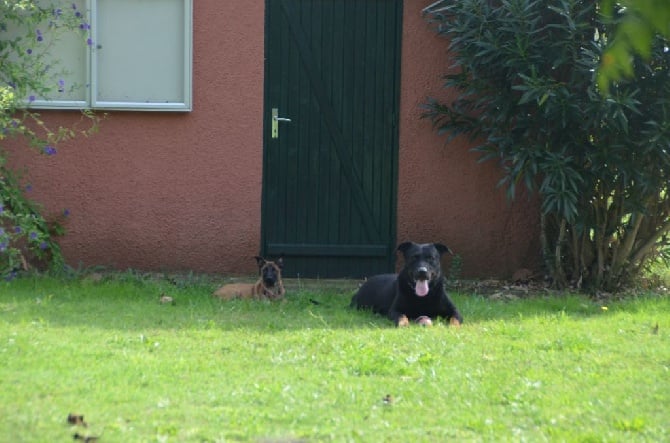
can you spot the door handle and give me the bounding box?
[271,108,291,139]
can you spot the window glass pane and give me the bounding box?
[94,0,188,108]
[35,2,89,105]
[3,0,88,106]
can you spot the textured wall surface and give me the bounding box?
[397,3,541,277]
[5,1,540,278]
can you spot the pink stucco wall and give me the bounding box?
[397,2,541,277]
[5,1,539,278]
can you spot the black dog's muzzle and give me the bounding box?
[413,266,432,282]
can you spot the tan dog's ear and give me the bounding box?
[254,256,266,268]
[275,256,284,269]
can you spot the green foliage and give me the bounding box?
[0,167,67,279]
[1,1,99,279]
[598,0,670,93]
[423,0,670,292]
[0,276,668,441]
[448,253,463,281]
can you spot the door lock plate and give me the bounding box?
[271,108,291,139]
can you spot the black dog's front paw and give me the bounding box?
[396,315,410,327]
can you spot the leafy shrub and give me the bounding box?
[423,0,670,291]
[1,1,99,279]
[598,0,670,92]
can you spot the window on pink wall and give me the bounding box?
[22,0,193,111]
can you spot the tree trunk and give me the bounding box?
[553,218,568,288]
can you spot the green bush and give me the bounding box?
[1,1,99,279]
[423,0,670,292]
[598,0,670,92]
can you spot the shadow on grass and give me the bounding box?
[0,275,666,332]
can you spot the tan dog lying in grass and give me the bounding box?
[213,256,285,300]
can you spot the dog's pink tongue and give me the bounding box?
[415,280,429,296]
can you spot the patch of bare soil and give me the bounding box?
[447,278,552,300]
[448,272,669,301]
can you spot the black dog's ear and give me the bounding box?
[396,242,415,254]
[434,243,453,255]
[254,256,266,268]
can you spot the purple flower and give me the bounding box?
[29,232,38,240]
[36,30,43,42]
[26,48,32,55]
[0,241,7,252]
[28,95,36,102]
[76,11,82,18]
[39,242,48,250]
[25,184,33,192]
[63,209,71,217]
[14,226,21,234]
[43,146,57,155]
[53,8,63,17]
[0,227,4,235]
[87,38,93,46]
[58,79,65,92]
[0,205,3,214]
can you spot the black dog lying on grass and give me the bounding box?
[350,242,463,327]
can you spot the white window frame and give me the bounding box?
[31,0,192,112]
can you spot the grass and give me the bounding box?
[0,273,668,442]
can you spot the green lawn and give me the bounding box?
[0,275,668,442]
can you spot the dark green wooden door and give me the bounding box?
[262,0,402,278]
